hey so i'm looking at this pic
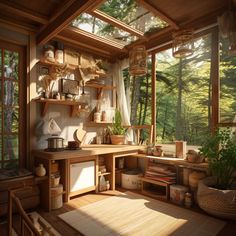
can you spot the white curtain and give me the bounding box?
[113,59,130,125]
[112,59,134,142]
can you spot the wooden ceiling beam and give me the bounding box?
[36,0,103,45]
[0,16,37,33]
[88,9,146,39]
[66,26,127,50]
[0,1,48,24]
[87,0,107,11]
[138,0,179,30]
[55,35,112,58]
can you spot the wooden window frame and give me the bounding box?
[0,39,26,169]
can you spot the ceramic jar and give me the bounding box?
[35,164,46,177]
[189,171,206,191]
[185,192,192,208]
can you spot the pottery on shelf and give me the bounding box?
[35,164,46,177]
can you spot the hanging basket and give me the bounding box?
[218,10,236,55]
[172,29,194,58]
[129,45,147,76]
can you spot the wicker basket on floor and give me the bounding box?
[197,177,236,220]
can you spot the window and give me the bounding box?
[155,34,212,145]
[0,40,25,169]
[72,0,168,48]
[219,37,236,124]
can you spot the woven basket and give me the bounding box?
[197,177,236,220]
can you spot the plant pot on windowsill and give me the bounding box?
[110,135,125,145]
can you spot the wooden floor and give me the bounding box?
[1,189,236,236]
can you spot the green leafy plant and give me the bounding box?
[199,128,236,189]
[108,110,126,135]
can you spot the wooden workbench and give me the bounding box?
[33,145,146,211]
[33,145,209,211]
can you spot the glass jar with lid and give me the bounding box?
[43,44,55,62]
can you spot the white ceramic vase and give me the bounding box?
[35,164,46,177]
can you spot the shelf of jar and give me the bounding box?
[34,98,88,117]
[98,172,111,177]
[85,121,112,127]
[37,59,77,70]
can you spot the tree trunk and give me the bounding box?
[130,76,140,124]
[142,74,150,124]
[175,58,183,140]
[162,101,169,140]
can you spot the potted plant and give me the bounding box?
[108,110,126,145]
[197,128,236,219]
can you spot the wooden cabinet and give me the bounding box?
[68,156,98,198]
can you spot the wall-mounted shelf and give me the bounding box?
[37,60,77,70]
[85,121,112,127]
[85,83,116,90]
[34,98,88,117]
[98,172,111,177]
[85,83,116,99]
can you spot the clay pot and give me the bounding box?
[189,171,206,190]
[110,135,125,145]
[35,164,46,177]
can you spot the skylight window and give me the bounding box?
[72,13,137,46]
[98,0,168,33]
[71,0,169,49]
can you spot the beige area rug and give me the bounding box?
[59,191,225,236]
[12,211,61,236]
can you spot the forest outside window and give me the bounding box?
[155,34,212,146]
[219,37,236,124]
[0,41,24,170]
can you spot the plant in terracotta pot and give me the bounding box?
[197,128,236,219]
[108,110,126,145]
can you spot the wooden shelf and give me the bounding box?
[85,83,116,90]
[38,60,77,70]
[34,176,48,183]
[141,177,170,200]
[98,172,111,176]
[34,98,88,117]
[85,121,112,127]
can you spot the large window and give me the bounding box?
[219,37,236,123]
[155,34,212,145]
[0,40,25,169]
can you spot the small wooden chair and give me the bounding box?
[125,124,153,145]
[8,186,56,236]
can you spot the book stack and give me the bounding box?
[145,164,176,184]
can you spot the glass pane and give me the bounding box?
[3,161,18,169]
[72,13,137,45]
[4,80,19,106]
[0,80,2,103]
[0,107,2,131]
[123,55,152,143]
[0,49,2,77]
[3,135,19,160]
[99,0,168,33]
[155,35,211,145]
[4,108,19,133]
[219,37,236,123]
[0,137,2,161]
[4,50,19,80]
